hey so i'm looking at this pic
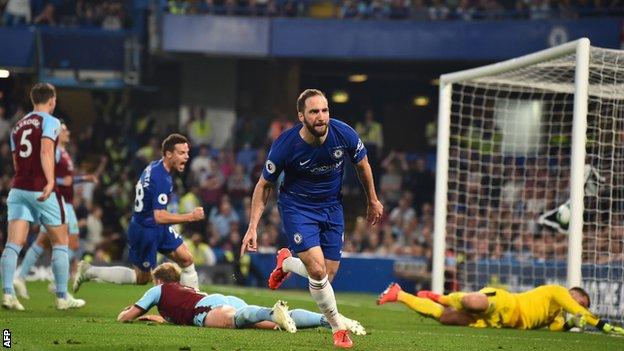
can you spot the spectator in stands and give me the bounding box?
[380,151,408,207]
[355,109,384,164]
[556,0,578,18]
[184,232,217,267]
[210,198,240,238]
[428,0,450,19]
[267,112,294,143]
[0,106,10,142]
[452,0,475,20]
[190,145,213,184]
[406,157,434,210]
[410,0,428,20]
[529,0,551,19]
[187,107,213,148]
[200,158,226,213]
[227,163,253,211]
[33,1,56,26]
[3,0,31,26]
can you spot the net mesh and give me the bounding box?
[444,47,624,323]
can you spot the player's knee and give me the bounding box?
[178,256,193,268]
[462,294,489,312]
[306,265,326,281]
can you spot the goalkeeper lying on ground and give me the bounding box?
[377,283,623,335]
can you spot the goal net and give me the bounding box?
[433,39,624,324]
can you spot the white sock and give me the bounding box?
[87,266,137,284]
[283,257,309,278]
[180,264,199,289]
[308,275,345,332]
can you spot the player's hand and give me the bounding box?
[367,199,384,225]
[191,207,205,221]
[37,182,54,202]
[138,315,166,324]
[240,228,258,257]
[603,323,624,336]
[567,314,587,330]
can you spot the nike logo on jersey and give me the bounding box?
[299,159,311,166]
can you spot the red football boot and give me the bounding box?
[376,282,402,305]
[268,248,292,290]
[333,330,353,349]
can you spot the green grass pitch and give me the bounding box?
[2,281,623,350]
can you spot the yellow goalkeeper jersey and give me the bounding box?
[469,285,599,330]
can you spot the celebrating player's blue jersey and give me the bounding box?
[263,118,366,206]
[132,160,173,227]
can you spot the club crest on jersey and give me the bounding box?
[293,233,303,245]
[143,261,150,268]
[332,148,344,160]
[265,160,276,174]
[158,194,168,205]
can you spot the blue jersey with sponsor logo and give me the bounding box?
[132,159,173,227]
[262,118,366,205]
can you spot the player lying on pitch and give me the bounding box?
[377,283,624,335]
[117,262,365,335]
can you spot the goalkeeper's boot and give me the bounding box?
[56,294,86,310]
[2,294,25,311]
[333,330,353,349]
[340,314,366,335]
[13,276,29,300]
[72,260,91,293]
[377,282,401,305]
[268,248,292,290]
[271,300,297,333]
[417,290,443,304]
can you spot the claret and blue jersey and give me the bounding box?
[263,118,367,260]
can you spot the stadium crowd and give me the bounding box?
[0,0,130,29]
[1,86,621,286]
[0,88,439,283]
[163,0,624,19]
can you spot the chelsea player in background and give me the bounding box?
[241,89,383,348]
[73,134,205,292]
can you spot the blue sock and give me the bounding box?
[233,305,273,328]
[1,243,22,295]
[289,309,329,329]
[51,245,69,299]
[19,242,44,278]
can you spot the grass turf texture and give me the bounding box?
[2,281,623,350]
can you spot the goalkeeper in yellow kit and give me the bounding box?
[377,283,624,335]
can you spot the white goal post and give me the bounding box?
[433,38,624,323]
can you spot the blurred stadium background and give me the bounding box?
[0,0,623,330]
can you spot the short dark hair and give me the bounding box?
[297,89,326,113]
[162,133,189,156]
[30,83,56,105]
[570,287,591,308]
[153,262,181,283]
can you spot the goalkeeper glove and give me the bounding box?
[598,320,624,336]
[565,314,587,330]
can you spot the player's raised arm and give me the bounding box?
[354,156,383,225]
[241,175,274,257]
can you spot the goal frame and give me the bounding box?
[432,38,591,293]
